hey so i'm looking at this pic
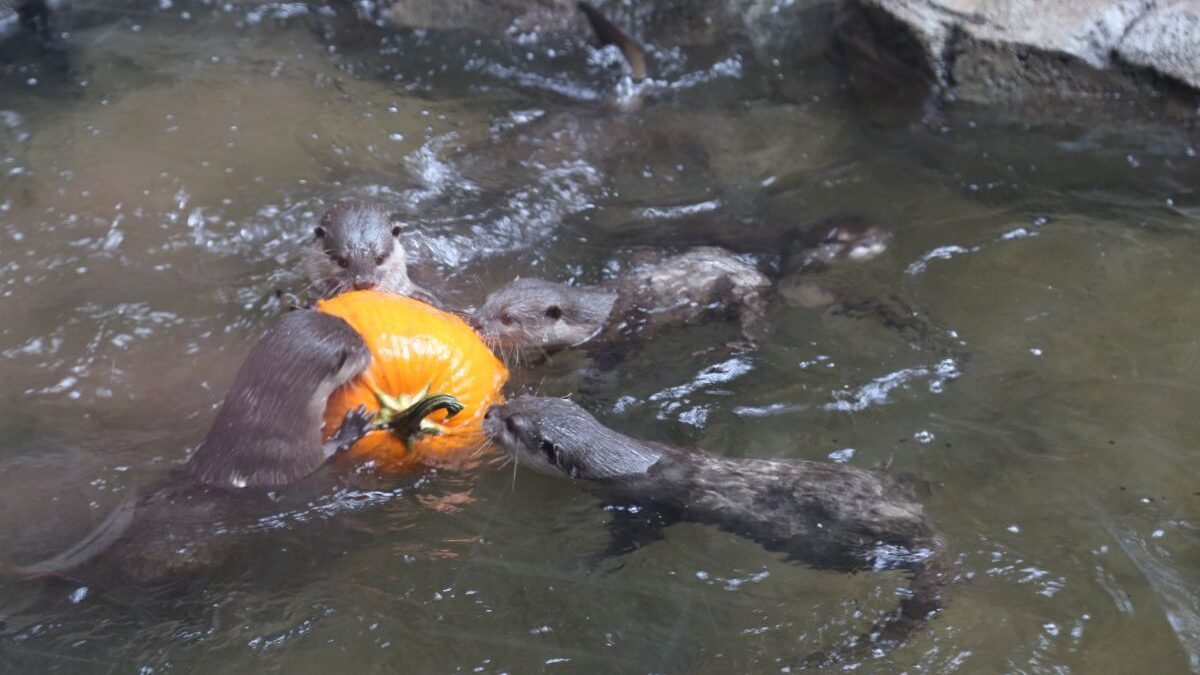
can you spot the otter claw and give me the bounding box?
[726,339,758,354]
[332,405,374,453]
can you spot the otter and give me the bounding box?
[473,246,770,359]
[5,310,376,583]
[773,218,961,348]
[185,309,375,488]
[484,396,949,661]
[577,1,647,83]
[305,202,439,304]
[793,217,891,270]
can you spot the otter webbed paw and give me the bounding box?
[726,339,758,354]
[329,405,374,455]
[567,504,672,576]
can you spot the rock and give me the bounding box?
[1116,0,1200,90]
[384,0,579,35]
[835,0,1200,103]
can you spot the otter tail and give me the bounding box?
[577,2,647,82]
[872,535,950,645]
[0,494,135,580]
[805,535,952,667]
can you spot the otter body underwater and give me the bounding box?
[484,396,949,662]
[3,310,375,585]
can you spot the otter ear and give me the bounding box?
[314,225,326,239]
[545,305,563,320]
[505,413,533,439]
[388,213,405,237]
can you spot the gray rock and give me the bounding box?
[1116,0,1200,90]
[384,0,578,35]
[836,0,1200,102]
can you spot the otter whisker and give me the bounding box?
[468,438,492,459]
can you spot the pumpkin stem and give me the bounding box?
[372,385,465,444]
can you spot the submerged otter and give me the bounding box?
[6,310,376,583]
[305,202,440,303]
[474,246,771,359]
[484,396,949,661]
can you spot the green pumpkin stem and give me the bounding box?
[372,385,465,445]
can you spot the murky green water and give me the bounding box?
[1,2,1199,672]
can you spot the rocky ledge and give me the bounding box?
[835,0,1200,104]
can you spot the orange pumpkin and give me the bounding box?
[317,290,508,469]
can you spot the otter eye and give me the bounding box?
[314,226,326,239]
[539,440,556,460]
[332,256,349,269]
[545,305,562,320]
[500,313,514,326]
[391,225,402,237]
[375,253,387,266]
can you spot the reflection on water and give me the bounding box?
[2,1,1200,672]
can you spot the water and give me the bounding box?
[1,1,1199,672]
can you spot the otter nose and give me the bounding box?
[483,404,500,421]
[352,276,376,291]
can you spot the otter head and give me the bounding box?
[312,314,375,398]
[484,396,660,480]
[307,202,410,297]
[473,278,617,352]
[251,310,374,411]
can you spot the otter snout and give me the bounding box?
[482,403,506,441]
[482,400,539,458]
[348,262,378,291]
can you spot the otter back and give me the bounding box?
[186,310,372,488]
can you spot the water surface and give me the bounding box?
[1,2,1199,672]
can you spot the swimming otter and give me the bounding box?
[484,396,949,661]
[4,310,376,583]
[792,217,891,270]
[473,246,770,359]
[305,202,438,303]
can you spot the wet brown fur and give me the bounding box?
[5,311,375,583]
[578,1,647,82]
[305,202,437,302]
[485,396,950,663]
[473,246,771,358]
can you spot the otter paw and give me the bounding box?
[726,339,758,354]
[332,405,374,452]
